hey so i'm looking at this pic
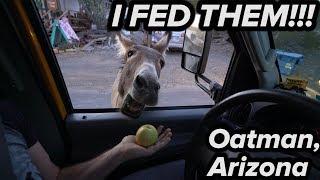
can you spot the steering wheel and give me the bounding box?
[185,89,320,180]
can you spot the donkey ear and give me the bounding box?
[116,32,135,56]
[152,32,172,55]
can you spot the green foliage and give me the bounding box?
[34,0,43,10]
[187,0,198,8]
[78,0,107,29]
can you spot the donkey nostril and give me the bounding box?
[155,83,160,91]
[135,75,146,89]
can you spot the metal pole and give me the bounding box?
[147,31,152,47]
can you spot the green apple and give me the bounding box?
[135,124,158,147]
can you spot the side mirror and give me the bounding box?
[181,15,222,100]
[181,16,212,75]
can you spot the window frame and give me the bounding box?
[26,0,239,113]
[24,0,73,114]
[268,31,283,83]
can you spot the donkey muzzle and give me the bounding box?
[132,72,160,106]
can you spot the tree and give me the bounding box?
[34,0,44,10]
[187,0,198,8]
[78,0,107,29]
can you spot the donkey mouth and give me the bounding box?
[134,94,158,106]
[121,94,145,118]
[130,86,159,106]
[120,92,158,118]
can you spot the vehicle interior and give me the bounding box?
[1,1,320,179]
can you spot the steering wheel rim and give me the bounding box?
[185,89,320,180]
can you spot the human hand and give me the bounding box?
[117,125,172,161]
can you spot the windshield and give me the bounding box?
[273,15,320,101]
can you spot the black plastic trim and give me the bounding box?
[74,105,213,113]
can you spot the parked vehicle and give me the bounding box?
[153,31,185,51]
[122,30,185,51]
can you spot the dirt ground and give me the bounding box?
[56,36,234,109]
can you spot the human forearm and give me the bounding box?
[29,126,171,180]
[57,144,125,180]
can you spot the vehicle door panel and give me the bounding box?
[66,108,210,163]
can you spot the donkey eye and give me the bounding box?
[160,59,165,68]
[127,50,135,58]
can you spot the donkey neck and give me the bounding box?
[111,69,124,108]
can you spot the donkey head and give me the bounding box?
[116,32,171,107]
